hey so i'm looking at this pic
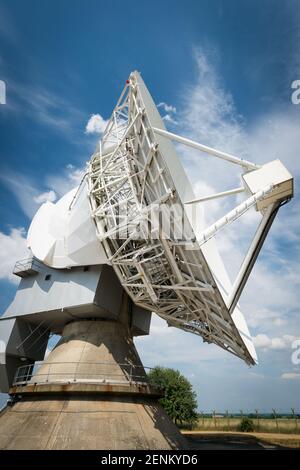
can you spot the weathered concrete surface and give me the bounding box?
[0,396,186,450]
[10,381,164,398]
[0,318,187,449]
[33,319,146,384]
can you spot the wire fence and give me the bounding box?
[188,410,300,434]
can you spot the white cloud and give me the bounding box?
[0,228,28,283]
[157,102,177,114]
[0,164,84,219]
[135,313,229,367]
[85,114,108,134]
[33,190,57,204]
[253,334,296,351]
[162,113,178,125]
[29,89,77,132]
[0,172,43,218]
[7,79,87,137]
[181,48,247,163]
[281,373,300,380]
[158,102,177,126]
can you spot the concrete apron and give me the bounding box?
[0,319,187,450]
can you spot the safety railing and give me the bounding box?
[13,257,42,277]
[12,361,155,387]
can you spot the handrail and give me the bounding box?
[12,361,155,387]
[14,258,41,267]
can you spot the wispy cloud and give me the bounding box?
[136,313,227,367]
[0,3,18,45]
[5,78,88,139]
[0,171,45,219]
[181,48,247,159]
[0,163,85,221]
[157,101,177,125]
[281,373,300,380]
[21,86,85,135]
[0,227,28,283]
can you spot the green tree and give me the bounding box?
[148,366,198,426]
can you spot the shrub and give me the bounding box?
[239,417,255,432]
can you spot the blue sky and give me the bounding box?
[0,0,300,412]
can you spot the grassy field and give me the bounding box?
[191,417,299,434]
[182,431,300,448]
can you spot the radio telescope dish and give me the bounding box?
[86,71,293,365]
[27,71,293,366]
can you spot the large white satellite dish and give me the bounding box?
[28,71,293,365]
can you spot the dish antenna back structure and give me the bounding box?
[0,72,293,449]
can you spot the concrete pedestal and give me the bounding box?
[0,319,187,450]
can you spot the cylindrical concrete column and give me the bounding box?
[32,320,146,385]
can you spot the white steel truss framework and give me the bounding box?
[87,73,289,365]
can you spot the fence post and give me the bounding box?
[255,409,259,431]
[212,410,216,429]
[291,408,297,432]
[226,410,229,431]
[198,411,203,429]
[240,409,243,430]
[272,408,278,432]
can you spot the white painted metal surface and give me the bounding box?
[152,126,260,170]
[242,159,293,211]
[27,180,108,268]
[185,187,245,204]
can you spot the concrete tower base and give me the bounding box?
[0,319,187,450]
